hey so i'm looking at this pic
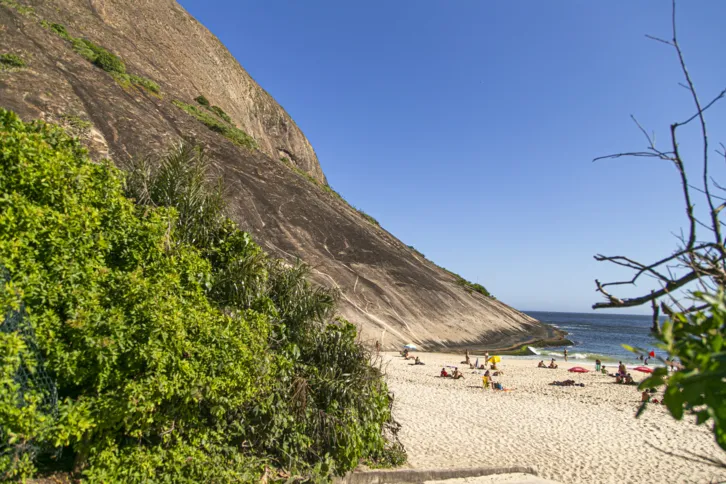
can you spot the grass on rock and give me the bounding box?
[173,99,257,150]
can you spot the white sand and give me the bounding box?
[383,352,726,484]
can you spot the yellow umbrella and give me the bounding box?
[489,355,501,363]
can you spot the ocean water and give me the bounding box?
[523,311,661,364]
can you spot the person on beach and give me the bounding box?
[375,340,380,356]
[538,360,546,368]
[641,391,650,403]
[482,374,490,389]
[615,374,623,384]
[548,358,558,369]
[490,361,499,370]
[462,349,471,365]
[414,356,425,365]
[618,361,627,376]
[563,348,568,362]
[601,365,607,374]
[484,351,490,364]
[624,373,634,384]
[452,367,464,379]
[595,359,601,372]
[440,367,449,377]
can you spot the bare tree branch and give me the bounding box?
[594,0,726,323]
[594,271,700,310]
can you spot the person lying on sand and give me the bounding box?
[548,358,558,369]
[452,368,464,379]
[491,381,514,391]
[550,380,584,387]
[440,368,449,377]
[538,360,546,368]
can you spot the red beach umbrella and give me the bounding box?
[633,366,654,373]
[568,367,589,373]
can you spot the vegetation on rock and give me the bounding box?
[0,0,34,16]
[173,99,257,150]
[0,53,25,71]
[0,109,404,481]
[45,22,160,95]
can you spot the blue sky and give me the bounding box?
[178,1,726,314]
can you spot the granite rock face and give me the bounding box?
[0,0,559,350]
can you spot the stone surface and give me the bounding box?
[0,0,562,349]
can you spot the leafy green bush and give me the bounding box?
[48,22,71,40]
[126,140,405,477]
[125,143,227,249]
[172,100,258,150]
[454,275,492,297]
[0,110,403,480]
[194,95,210,107]
[76,39,126,73]
[630,291,726,451]
[0,53,26,70]
[0,109,269,481]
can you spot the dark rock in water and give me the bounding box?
[0,0,559,349]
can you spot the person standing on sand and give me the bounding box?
[484,351,490,364]
[564,348,568,362]
[375,340,380,356]
[595,359,601,372]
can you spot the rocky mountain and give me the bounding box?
[0,0,562,350]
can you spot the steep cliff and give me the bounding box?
[0,0,561,350]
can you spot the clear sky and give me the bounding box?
[177,1,726,314]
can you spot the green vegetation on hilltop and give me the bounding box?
[173,99,258,150]
[456,277,493,298]
[0,109,403,481]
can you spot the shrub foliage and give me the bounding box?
[630,292,726,451]
[0,109,403,481]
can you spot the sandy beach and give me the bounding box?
[383,352,726,484]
